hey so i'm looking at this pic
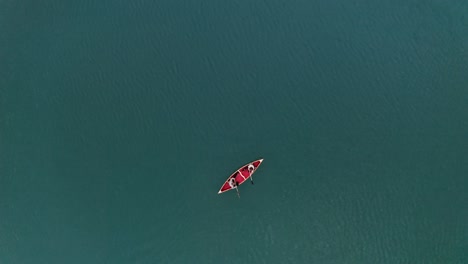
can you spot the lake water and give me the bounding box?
[1,0,467,263]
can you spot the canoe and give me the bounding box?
[218,158,264,194]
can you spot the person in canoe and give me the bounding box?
[229,177,240,198]
[247,164,255,185]
[229,177,238,189]
[248,164,255,174]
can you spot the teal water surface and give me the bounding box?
[1,0,467,263]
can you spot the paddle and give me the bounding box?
[235,186,240,198]
[250,175,254,185]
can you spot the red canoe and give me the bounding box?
[218,158,264,194]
